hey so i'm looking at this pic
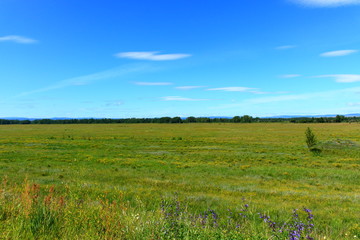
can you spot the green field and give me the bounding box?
[1,123,359,239]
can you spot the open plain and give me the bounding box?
[0,123,359,239]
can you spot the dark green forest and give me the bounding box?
[0,114,358,125]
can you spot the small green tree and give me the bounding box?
[305,127,317,149]
[305,127,321,155]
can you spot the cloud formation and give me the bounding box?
[17,64,152,97]
[250,90,289,95]
[115,51,191,61]
[175,86,205,90]
[161,96,209,101]
[290,0,360,7]
[320,50,358,57]
[207,87,255,92]
[106,101,124,107]
[134,82,172,86]
[213,87,360,110]
[280,74,301,78]
[0,35,37,44]
[275,45,296,50]
[316,74,360,83]
[348,102,360,106]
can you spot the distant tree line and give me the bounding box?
[0,115,359,125]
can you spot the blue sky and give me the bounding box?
[1,0,360,118]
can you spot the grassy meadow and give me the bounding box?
[0,123,359,239]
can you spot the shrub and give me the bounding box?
[305,127,321,155]
[305,127,317,149]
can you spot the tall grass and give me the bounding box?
[0,178,325,239]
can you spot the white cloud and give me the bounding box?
[290,0,360,7]
[348,102,360,106]
[134,82,172,86]
[246,94,313,104]
[115,51,191,61]
[213,87,360,109]
[315,74,360,83]
[275,45,296,50]
[161,96,209,101]
[175,86,205,90]
[280,74,301,78]
[0,35,37,44]
[207,87,255,92]
[206,87,285,94]
[250,90,289,95]
[106,101,124,107]
[320,50,358,57]
[16,64,153,97]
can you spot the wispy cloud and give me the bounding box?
[0,35,37,44]
[348,102,360,106]
[280,74,301,78]
[315,74,360,83]
[290,0,360,7]
[275,45,296,50]
[246,93,313,104]
[213,87,360,109]
[16,64,153,97]
[175,86,205,90]
[207,87,255,92]
[115,51,191,61]
[134,82,172,86]
[105,101,124,107]
[249,90,289,95]
[320,50,358,57]
[206,87,286,94]
[247,87,360,104]
[161,96,210,101]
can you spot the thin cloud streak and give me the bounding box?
[250,91,289,95]
[320,50,358,57]
[134,82,173,86]
[105,101,124,107]
[348,102,360,106]
[115,51,191,61]
[213,87,360,109]
[290,0,360,7]
[275,45,296,50]
[280,74,301,78]
[175,86,205,90]
[161,96,210,101]
[315,74,360,83]
[207,87,255,92]
[16,64,153,97]
[0,35,37,44]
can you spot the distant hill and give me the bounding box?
[1,117,72,121]
[266,113,360,118]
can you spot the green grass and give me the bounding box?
[0,123,359,239]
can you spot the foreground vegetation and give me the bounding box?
[0,123,359,239]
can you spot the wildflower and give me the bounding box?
[304,208,314,221]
